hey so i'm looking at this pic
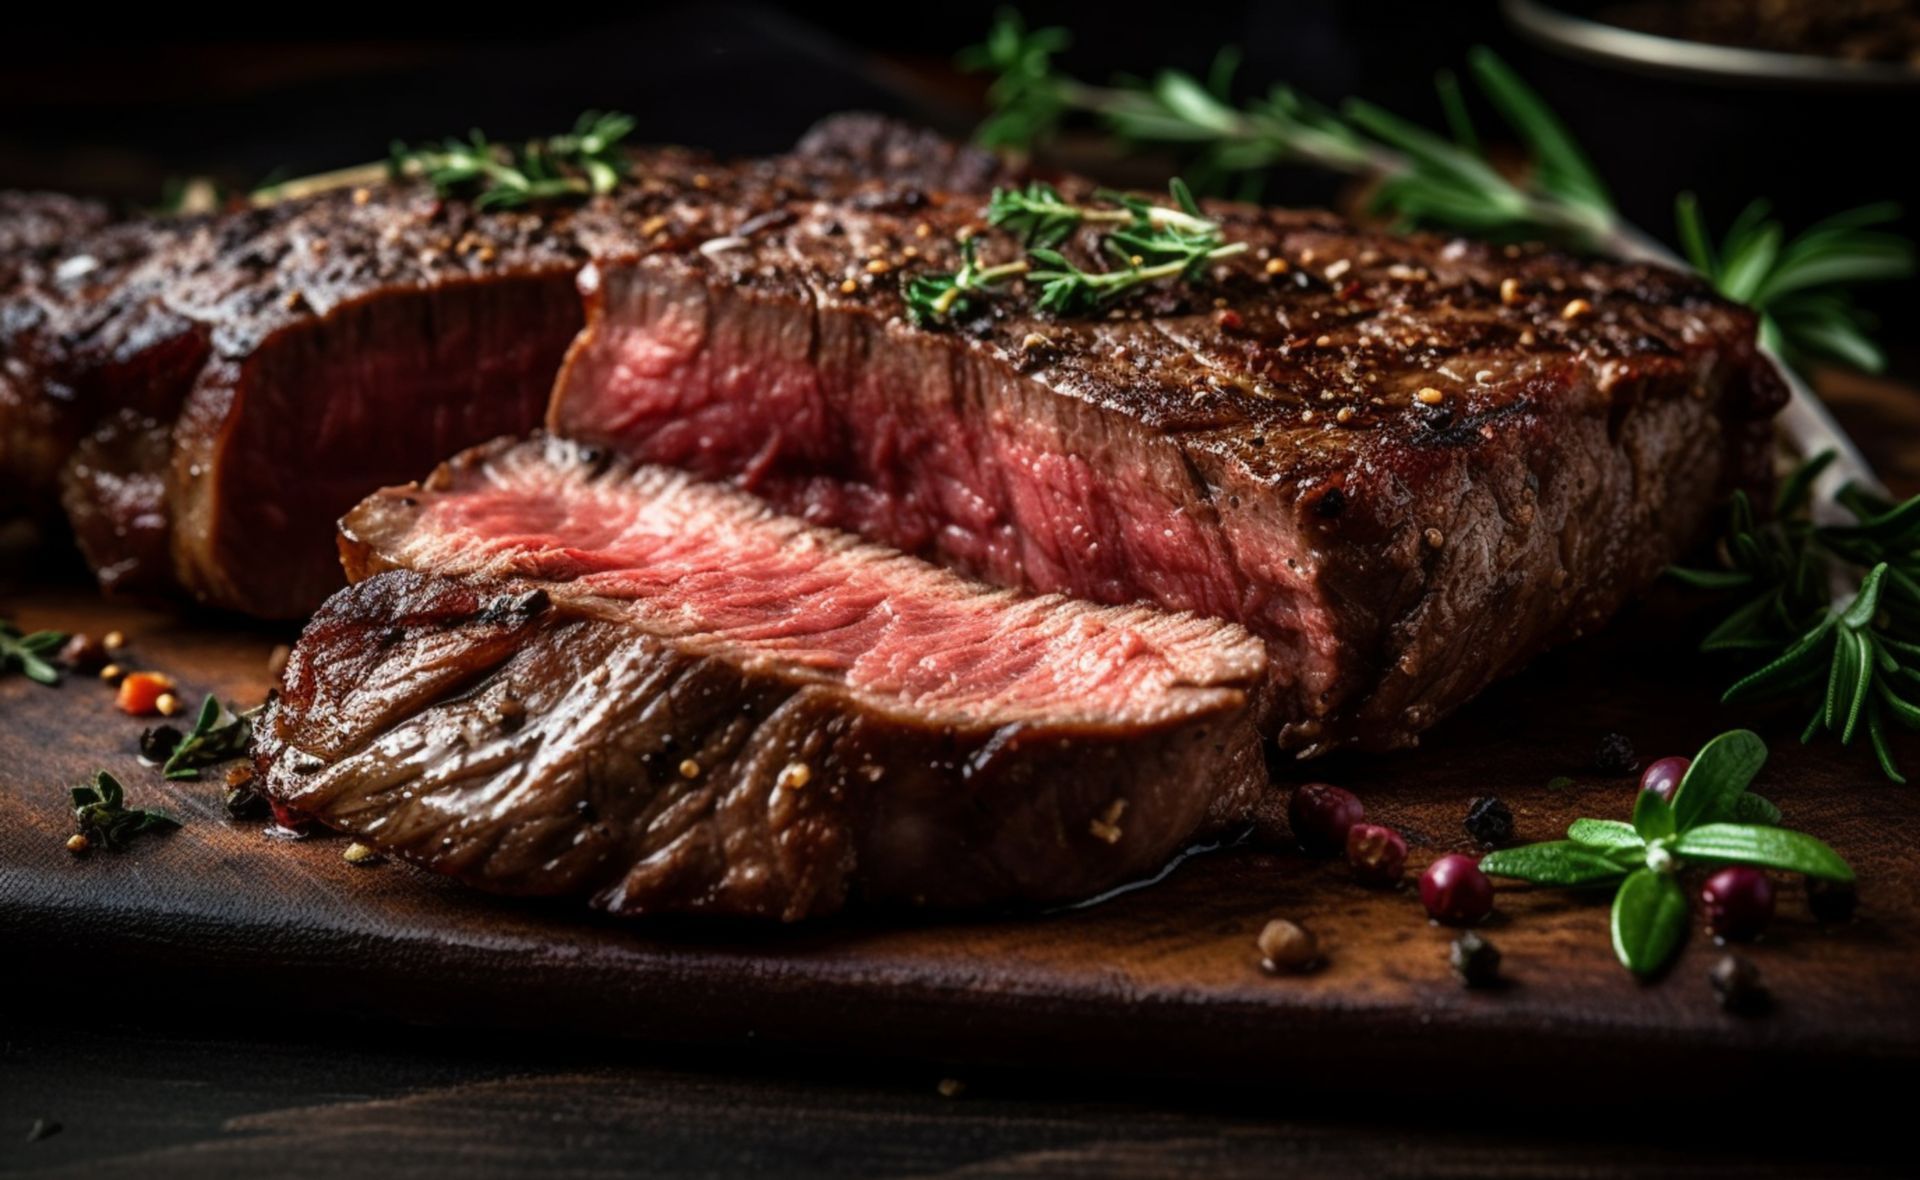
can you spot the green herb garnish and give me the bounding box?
[1480,730,1852,976]
[1673,451,1920,781]
[959,10,1912,373]
[388,110,635,210]
[1,619,65,686]
[160,696,255,782]
[71,771,180,851]
[906,178,1244,326]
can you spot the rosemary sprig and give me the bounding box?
[960,11,1911,373]
[1675,451,1920,781]
[1677,196,1914,374]
[1480,730,1850,977]
[388,110,635,210]
[160,696,255,782]
[71,771,180,852]
[906,178,1244,326]
[1,619,66,686]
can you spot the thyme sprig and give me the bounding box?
[1480,730,1849,977]
[388,110,635,210]
[905,178,1244,326]
[71,771,180,852]
[1,619,65,686]
[1674,451,1920,781]
[160,696,255,782]
[960,10,1911,373]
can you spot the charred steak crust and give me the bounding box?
[547,174,1782,752]
[0,114,1014,614]
[258,436,1267,919]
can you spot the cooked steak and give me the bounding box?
[548,174,1783,753]
[256,436,1266,918]
[0,116,1013,613]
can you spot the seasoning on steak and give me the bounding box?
[255,436,1267,918]
[547,171,1783,753]
[0,116,1014,614]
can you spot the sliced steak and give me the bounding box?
[1,116,1013,614]
[548,181,1783,753]
[257,437,1266,918]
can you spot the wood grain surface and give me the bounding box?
[5,372,1920,1105]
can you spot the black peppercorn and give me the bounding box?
[1805,876,1858,924]
[1463,796,1514,846]
[1593,732,1637,776]
[139,724,183,763]
[223,786,268,820]
[1708,954,1769,1015]
[1449,931,1501,987]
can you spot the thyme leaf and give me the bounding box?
[161,696,255,782]
[1,619,66,687]
[71,771,180,852]
[389,111,636,210]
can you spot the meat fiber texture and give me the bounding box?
[547,162,1784,753]
[256,437,1267,919]
[0,116,1011,616]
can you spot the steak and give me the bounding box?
[548,174,1783,752]
[0,116,1013,613]
[256,436,1266,918]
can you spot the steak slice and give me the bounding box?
[548,178,1783,753]
[0,116,1013,614]
[256,437,1266,918]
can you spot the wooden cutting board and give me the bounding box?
[5,373,1919,1088]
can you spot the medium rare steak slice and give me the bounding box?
[256,437,1266,918]
[549,179,1783,753]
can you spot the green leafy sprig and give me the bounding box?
[959,10,1911,373]
[1,619,65,686]
[388,110,635,210]
[71,771,180,852]
[905,178,1245,326]
[1674,451,1920,781]
[160,696,255,782]
[1480,730,1851,976]
[1677,197,1914,374]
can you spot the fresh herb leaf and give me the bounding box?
[160,696,254,781]
[389,111,635,210]
[1,619,67,686]
[1670,823,1854,882]
[1610,867,1689,978]
[1667,728,1767,832]
[1566,818,1642,852]
[1477,841,1629,887]
[71,771,180,851]
[1482,730,1854,976]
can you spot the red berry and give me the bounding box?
[1289,783,1365,855]
[1640,756,1690,803]
[1701,866,1775,941]
[1346,823,1406,886]
[1420,853,1494,924]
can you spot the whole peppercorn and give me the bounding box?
[1593,732,1637,776]
[1462,796,1513,846]
[1708,953,1769,1015]
[1288,782,1365,855]
[1805,876,1858,924]
[1449,931,1501,987]
[139,724,184,764]
[1420,854,1495,925]
[58,632,108,672]
[1701,866,1776,941]
[1346,823,1407,887]
[1639,756,1690,803]
[1256,918,1320,973]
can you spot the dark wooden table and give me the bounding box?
[6,371,1919,1178]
